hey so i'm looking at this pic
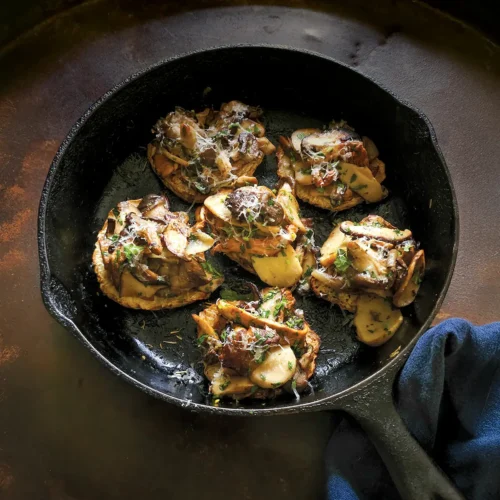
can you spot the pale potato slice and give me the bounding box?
[252,244,303,287]
[354,295,403,346]
[337,162,386,203]
[250,346,296,389]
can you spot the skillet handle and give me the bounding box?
[341,373,464,500]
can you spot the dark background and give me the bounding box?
[0,1,499,499]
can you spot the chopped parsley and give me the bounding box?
[273,297,288,316]
[351,184,368,191]
[267,198,275,206]
[288,361,294,371]
[350,173,357,183]
[260,374,266,381]
[110,234,120,243]
[402,241,414,252]
[219,380,231,391]
[200,260,222,277]
[291,341,303,358]
[188,234,199,242]
[263,290,278,301]
[286,316,304,329]
[412,272,423,285]
[334,248,352,273]
[197,334,208,345]
[112,208,120,217]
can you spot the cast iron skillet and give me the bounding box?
[38,46,460,499]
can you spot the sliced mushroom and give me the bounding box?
[336,162,385,203]
[241,119,265,137]
[276,182,306,232]
[350,273,389,290]
[340,221,412,242]
[252,244,303,288]
[250,346,296,389]
[163,222,188,258]
[210,369,255,397]
[369,158,386,184]
[362,136,379,161]
[393,250,425,307]
[291,128,320,155]
[185,230,215,255]
[293,161,314,185]
[204,191,233,222]
[191,314,219,339]
[256,137,276,155]
[347,240,386,276]
[319,226,349,267]
[354,294,403,346]
[216,299,308,341]
[310,278,359,312]
[360,215,395,229]
[119,270,165,299]
[310,269,347,290]
[180,123,198,150]
[138,194,170,220]
[160,148,189,167]
[127,213,163,255]
[234,176,258,187]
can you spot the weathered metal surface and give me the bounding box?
[0,1,499,499]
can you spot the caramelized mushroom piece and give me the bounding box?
[393,250,425,307]
[340,221,412,242]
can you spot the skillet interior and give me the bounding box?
[39,46,457,411]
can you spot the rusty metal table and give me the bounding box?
[0,1,499,498]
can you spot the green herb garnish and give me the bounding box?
[197,334,208,345]
[334,248,352,273]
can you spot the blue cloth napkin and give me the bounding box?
[326,318,500,500]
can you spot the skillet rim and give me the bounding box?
[37,44,459,416]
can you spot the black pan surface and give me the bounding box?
[38,46,458,415]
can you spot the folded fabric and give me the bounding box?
[325,319,500,499]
